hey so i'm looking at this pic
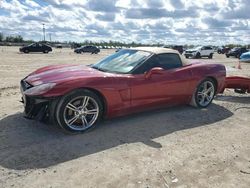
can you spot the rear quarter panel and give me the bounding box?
[187,63,226,94]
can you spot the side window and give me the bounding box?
[204,46,212,50]
[133,55,157,74]
[157,53,182,70]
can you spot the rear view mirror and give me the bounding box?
[145,67,164,79]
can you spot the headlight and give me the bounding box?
[24,83,56,96]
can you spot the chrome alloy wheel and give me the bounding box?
[197,81,215,107]
[63,96,99,131]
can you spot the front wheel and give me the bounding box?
[55,89,103,133]
[208,53,213,59]
[195,52,201,59]
[190,78,216,108]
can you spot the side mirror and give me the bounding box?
[145,67,164,79]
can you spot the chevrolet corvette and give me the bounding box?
[20,47,226,133]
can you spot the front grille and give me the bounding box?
[21,80,33,91]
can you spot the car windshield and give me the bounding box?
[188,46,201,51]
[91,49,151,74]
[193,46,202,50]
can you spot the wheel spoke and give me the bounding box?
[66,103,78,112]
[67,115,78,126]
[86,109,98,115]
[82,96,89,108]
[206,95,211,102]
[81,116,88,127]
[198,91,203,96]
[200,95,205,104]
[205,87,213,94]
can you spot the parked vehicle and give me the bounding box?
[240,51,250,62]
[74,46,100,54]
[226,47,248,58]
[184,46,214,59]
[20,47,228,133]
[172,45,184,54]
[19,43,52,53]
[217,46,231,54]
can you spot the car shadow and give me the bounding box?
[0,104,233,170]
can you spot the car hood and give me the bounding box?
[25,64,108,86]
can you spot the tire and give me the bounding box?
[43,50,49,53]
[55,89,104,133]
[195,52,201,59]
[226,55,229,58]
[185,55,188,58]
[24,49,29,53]
[208,53,213,59]
[190,78,216,108]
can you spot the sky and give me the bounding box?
[0,0,249,45]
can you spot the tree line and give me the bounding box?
[0,33,27,43]
[0,32,249,48]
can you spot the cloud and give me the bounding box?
[0,0,249,45]
[202,17,233,28]
[125,8,198,19]
[96,13,116,22]
[86,0,119,12]
[169,0,184,9]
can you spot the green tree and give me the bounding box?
[5,36,14,42]
[0,33,3,42]
[13,35,23,43]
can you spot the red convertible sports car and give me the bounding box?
[20,47,227,133]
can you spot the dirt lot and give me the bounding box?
[0,47,250,188]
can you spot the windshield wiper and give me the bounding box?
[91,66,108,72]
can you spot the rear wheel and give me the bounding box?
[190,78,216,108]
[43,50,49,53]
[55,89,103,133]
[24,49,29,53]
[208,53,213,59]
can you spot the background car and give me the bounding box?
[19,43,52,53]
[226,47,248,58]
[217,46,231,54]
[184,46,214,59]
[172,45,184,54]
[74,45,100,54]
[240,51,250,62]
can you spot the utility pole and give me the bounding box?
[49,33,51,42]
[43,24,46,42]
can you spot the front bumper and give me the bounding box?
[20,79,55,120]
[184,52,196,58]
[21,95,51,119]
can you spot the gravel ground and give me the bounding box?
[0,47,250,188]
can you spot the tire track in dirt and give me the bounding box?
[0,86,20,97]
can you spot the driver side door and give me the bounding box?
[129,53,193,111]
